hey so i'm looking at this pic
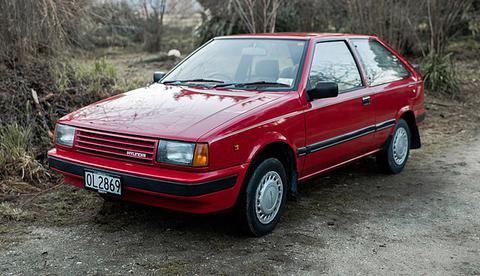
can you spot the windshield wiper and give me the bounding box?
[213,81,290,88]
[163,79,225,85]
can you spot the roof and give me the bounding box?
[217,32,374,40]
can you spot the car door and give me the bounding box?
[350,38,417,148]
[301,40,377,178]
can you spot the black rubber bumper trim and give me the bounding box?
[48,157,237,197]
[416,112,426,123]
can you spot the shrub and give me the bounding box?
[87,1,144,48]
[422,53,459,94]
[0,0,89,64]
[0,123,48,194]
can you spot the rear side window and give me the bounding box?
[308,41,363,92]
[351,39,410,86]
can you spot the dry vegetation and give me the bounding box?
[0,0,479,219]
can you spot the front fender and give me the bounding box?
[246,131,291,162]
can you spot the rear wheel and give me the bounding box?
[237,158,288,236]
[377,118,411,174]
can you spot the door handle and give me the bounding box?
[362,96,371,106]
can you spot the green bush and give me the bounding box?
[0,123,32,158]
[422,53,459,94]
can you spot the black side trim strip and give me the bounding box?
[308,125,376,153]
[375,119,396,131]
[297,119,396,156]
[416,112,426,123]
[297,147,308,157]
[48,157,237,197]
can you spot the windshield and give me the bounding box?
[162,38,307,90]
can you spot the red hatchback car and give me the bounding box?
[48,33,425,236]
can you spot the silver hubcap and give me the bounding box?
[392,127,408,165]
[255,171,283,225]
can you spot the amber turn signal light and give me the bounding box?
[192,143,209,167]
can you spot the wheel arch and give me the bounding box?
[399,110,421,149]
[244,135,299,197]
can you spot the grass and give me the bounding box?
[0,123,32,157]
[0,202,28,221]
[52,57,118,96]
[422,52,460,95]
[0,123,47,195]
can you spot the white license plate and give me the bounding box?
[84,171,121,195]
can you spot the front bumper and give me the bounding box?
[48,149,248,214]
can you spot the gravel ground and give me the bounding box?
[1,122,479,275]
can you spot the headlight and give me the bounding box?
[55,124,76,147]
[157,140,209,167]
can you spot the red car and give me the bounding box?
[48,33,425,236]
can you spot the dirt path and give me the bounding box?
[1,131,480,275]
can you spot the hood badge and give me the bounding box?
[126,151,147,158]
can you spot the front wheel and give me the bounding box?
[377,119,411,174]
[237,158,288,236]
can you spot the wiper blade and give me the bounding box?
[214,81,290,88]
[163,79,225,85]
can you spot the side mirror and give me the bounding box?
[412,64,421,74]
[307,82,339,101]
[153,71,166,83]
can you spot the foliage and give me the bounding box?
[0,58,120,194]
[276,0,346,33]
[233,0,282,33]
[0,58,118,153]
[422,0,473,55]
[87,0,144,48]
[422,53,459,94]
[52,58,118,101]
[142,0,168,52]
[0,123,48,194]
[195,0,245,45]
[0,0,90,64]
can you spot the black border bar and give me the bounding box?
[48,157,237,197]
[298,119,396,156]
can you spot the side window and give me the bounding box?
[308,41,363,92]
[352,39,410,86]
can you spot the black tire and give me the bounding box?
[236,158,288,236]
[377,119,411,174]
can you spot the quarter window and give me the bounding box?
[352,39,410,86]
[308,41,363,92]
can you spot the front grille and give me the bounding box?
[75,128,157,164]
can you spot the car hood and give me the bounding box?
[59,84,284,141]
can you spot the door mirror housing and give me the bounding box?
[307,82,339,101]
[153,71,166,83]
[412,64,421,74]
